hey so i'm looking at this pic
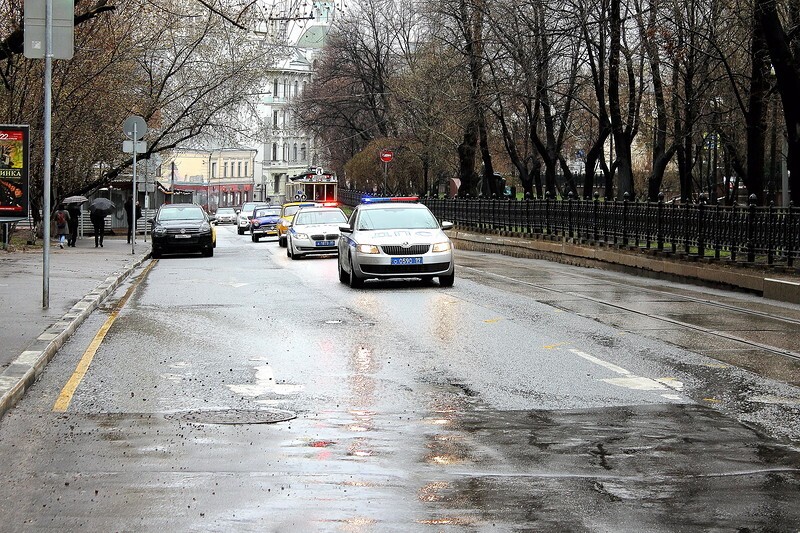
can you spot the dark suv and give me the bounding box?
[150,204,214,258]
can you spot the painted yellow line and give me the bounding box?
[53,260,157,412]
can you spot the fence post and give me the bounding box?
[713,199,722,260]
[593,191,600,242]
[788,202,795,267]
[621,192,629,246]
[746,194,757,263]
[697,193,706,259]
[730,202,739,262]
[656,192,665,251]
[525,193,531,236]
[683,198,691,255]
[567,191,574,240]
[545,191,551,236]
[767,201,775,265]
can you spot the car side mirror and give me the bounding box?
[147,218,155,225]
[339,224,353,234]
[441,221,454,230]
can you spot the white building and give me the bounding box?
[256,3,333,204]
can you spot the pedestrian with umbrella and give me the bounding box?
[89,197,115,248]
[62,195,87,247]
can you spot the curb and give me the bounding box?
[0,252,151,419]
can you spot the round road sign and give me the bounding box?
[380,150,393,163]
[123,115,147,140]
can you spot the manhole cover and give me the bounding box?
[172,408,296,425]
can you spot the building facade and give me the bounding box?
[157,148,257,211]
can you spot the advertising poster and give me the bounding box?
[0,125,30,221]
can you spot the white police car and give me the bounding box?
[337,197,455,287]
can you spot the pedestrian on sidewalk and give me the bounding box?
[67,203,80,247]
[124,196,142,244]
[90,210,105,248]
[54,204,70,249]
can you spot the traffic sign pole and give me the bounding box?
[42,0,53,309]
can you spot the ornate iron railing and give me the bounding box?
[338,190,799,268]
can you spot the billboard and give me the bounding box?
[0,125,30,221]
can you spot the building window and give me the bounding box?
[294,80,298,97]
[273,110,279,127]
[283,143,289,161]
[300,144,307,161]
[211,162,216,178]
[237,161,242,177]
[273,78,278,97]
[293,144,298,161]
[273,176,280,194]
[272,143,278,161]
[244,162,248,176]
[223,162,228,177]
[283,79,288,98]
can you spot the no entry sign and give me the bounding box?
[380,150,393,163]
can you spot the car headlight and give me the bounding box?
[252,221,260,228]
[357,244,380,254]
[153,225,167,236]
[432,241,452,252]
[294,232,309,240]
[200,222,211,233]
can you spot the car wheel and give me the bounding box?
[338,257,348,284]
[287,241,292,258]
[251,234,258,242]
[237,227,244,235]
[348,255,363,288]
[203,246,214,257]
[151,248,161,259]
[439,268,455,287]
[279,235,287,247]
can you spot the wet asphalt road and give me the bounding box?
[0,225,799,531]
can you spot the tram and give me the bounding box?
[287,167,337,202]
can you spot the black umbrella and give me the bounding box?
[88,197,115,215]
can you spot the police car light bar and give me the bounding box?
[361,196,419,204]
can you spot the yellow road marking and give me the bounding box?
[53,260,157,412]
[543,342,567,350]
[483,318,502,323]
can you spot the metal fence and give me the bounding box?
[338,190,799,268]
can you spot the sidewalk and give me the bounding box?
[0,235,150,417]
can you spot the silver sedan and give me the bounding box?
[337,199,455,287]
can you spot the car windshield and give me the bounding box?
[217,208,235,215]
[283,206,303,216]
[158,207,205,221]
[294,210,347,226]
[357,207,440,230]
[255,208,281,217]
[241,203,258,213]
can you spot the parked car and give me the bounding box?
[214,207,237,225]
[150,203,214,258]
[337,197,454,287]
[286,206,348,259]
[250,206,282,242]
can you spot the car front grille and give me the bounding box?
[380,244,430,255]
[166,227,201,235]
[310,233,339,240]
[361,263,446,275]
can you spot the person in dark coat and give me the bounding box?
[124,197,143,243]
[66,204,81,247]
[90,210,105,248]
[54,204,70,249]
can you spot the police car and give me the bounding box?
[286,206,348,259]
[337,197,455,287]
[276,201,318,247]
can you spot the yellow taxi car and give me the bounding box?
[277,201,317,247]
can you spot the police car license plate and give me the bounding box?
[315,240,335,247]
[391,257,423,265]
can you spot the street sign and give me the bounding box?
[24,0,74,60]
[0,125,30,222]
[123,116,147,140]
[122,140,146,153]
[380,150,393,163]
[315,167,324,175]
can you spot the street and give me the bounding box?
[0,225,799,531]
